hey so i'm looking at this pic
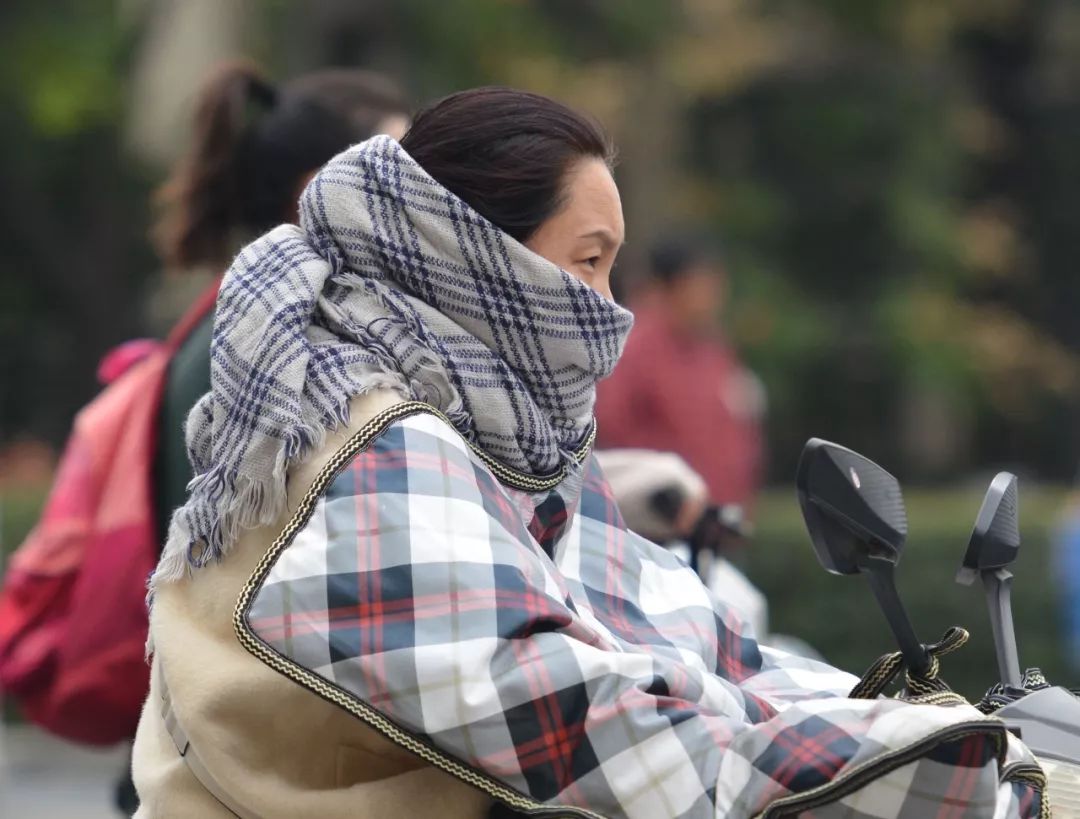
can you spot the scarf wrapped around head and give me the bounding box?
[153,135,634,584]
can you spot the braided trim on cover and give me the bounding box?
[977,668,1052,714]
[850,626,970,706]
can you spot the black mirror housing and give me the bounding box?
[958,472,1020,581]
[796,438,908,575]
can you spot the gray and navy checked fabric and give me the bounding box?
[157,135,634,581]
[245,410,1043,819]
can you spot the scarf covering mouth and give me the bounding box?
[154,135,634,584]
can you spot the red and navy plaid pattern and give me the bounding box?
[244,409,1043,818]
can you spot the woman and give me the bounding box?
[133,88,1044,818]
[129,61,407,815]
[152,61,408,547]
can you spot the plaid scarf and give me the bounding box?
[155,136,633,583]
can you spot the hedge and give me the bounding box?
[741,486,1077,700]
[3,484,1077,705]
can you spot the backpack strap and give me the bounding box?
[157,661,256,819]
[164,277,222,353]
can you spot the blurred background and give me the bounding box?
[3,0,1080,815]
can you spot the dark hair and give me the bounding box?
[648,234,724,285]
[400,87,613,242]
[155,61,406,269]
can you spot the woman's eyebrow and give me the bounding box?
[577,228,625,249]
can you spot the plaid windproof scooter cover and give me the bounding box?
[236,404,1046,818]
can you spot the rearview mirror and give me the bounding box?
[956,472,1022,688]
[796,438,908,575]
[957,472,1020,583]
[796,438,928,675]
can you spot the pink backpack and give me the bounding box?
[0,284,216,744]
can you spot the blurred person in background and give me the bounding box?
[152,60,409,551]
[595,235,766,513]
[593,238,768,646]
[1053,485,1080,675]
[125,60,408,815]
[0,60,409,817]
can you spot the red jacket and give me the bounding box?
[595,301,765,507]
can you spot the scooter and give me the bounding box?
[795,438,1080,813]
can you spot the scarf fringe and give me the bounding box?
[151,374,411,592]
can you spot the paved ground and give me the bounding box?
[0,723,127,818]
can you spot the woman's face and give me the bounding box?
[525,158,624,300]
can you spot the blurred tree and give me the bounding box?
[0,0,155,444]
[678,0,1080,481]
[2,0,1079,489]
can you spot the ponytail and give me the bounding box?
[154,62,407,271]
[154,61,277,269]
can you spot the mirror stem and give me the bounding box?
[982,568,1022,688]
[860,559,931,676]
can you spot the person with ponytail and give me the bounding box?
[129,86,1044,819]
[111,63,406,814]
[0,59,408,817]
[62,60,405,817]
[152,61,408,548]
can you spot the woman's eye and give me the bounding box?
[585,256,600,268]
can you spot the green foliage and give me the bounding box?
[0,1,129,136]
[390,0,678,98]
[1,485,45,722]
[3,0,1080,486]
[677,1,1080,480]
[743,486,1076,700]
[0,0,155,444]
[1,488,47,563]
